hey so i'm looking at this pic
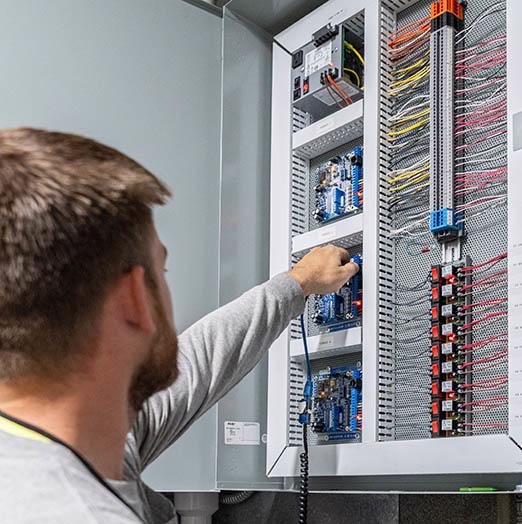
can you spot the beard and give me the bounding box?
[128,292,179,413]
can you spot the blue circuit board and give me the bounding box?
[313,255,362,332]
[313,147,363,224]
[311,365,362,441]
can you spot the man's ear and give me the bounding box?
[119,266,156,335]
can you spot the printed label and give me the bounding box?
[441,380,454,393]
[318,334,335,348]
[441,342,454,355]
[441,361,453,374]
[442,400,453,412]
[224,421,260,446]
[316,117,334,135]
[441,419,453,431]
[318,225,337,242]
[305,41,332,78]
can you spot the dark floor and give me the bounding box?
[213,492,515,524]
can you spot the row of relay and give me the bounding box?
[430,262,472,437]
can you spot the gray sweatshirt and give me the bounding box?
[0,273,305,524]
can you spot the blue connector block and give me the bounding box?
[325,187,345,220]
[316,293,344,324]
[349,369,362,431]
[429,208,463,234]
[351,147,363,209]
[350,255,362,318]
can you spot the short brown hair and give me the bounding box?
[0,128,170,379]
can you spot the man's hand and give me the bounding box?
[288,245,360,296]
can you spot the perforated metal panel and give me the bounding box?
[293,117,365,159]
[379,0,508,442]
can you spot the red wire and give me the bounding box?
[461,349,508,369]
[462,297,507,311]
[460,310,507,331]
[461,396,508,408]
[460,376,508,389]
[461,253,507,272]
[460,333,508,350]
[324,82,344,109]
[460,270,508,290]
[326,75,352,106]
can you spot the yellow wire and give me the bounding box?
[391,108,430,124]
[388,165,429,184]
[388,117,429,137]
[344,41,365,66]
[390,66,429,88]
[388,173,429,192]
[392,53,429,76]
[343,68,361,87]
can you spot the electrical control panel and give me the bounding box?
[267,0,522,490]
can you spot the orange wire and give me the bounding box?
[389,16,430,41]
[388,16,431,49]
[324,81,344,109]
[326,75,352,106]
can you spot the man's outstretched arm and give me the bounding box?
[125,246,359,473]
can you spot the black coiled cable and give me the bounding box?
[298,423,309,524]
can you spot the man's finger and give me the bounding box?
[339,261,359,281]
[337,247,350,265]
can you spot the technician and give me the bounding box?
[0,128,359,524]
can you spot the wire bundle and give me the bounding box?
[455,253,508,434]
[386,15,431,238]
[454,4,507,225]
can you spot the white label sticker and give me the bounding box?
[316,117,334,135]
[318,334,334,348]
[441,342,454,355]
[441,361,453,374]
[224,421,260,446]
[441,265,454,278]
[442,284,454,297]
[441,323,454,336]
[441,304,453,317]
[304,42,332,78]
[442,400,454,412]
[441,380,454,392]
[318,224,337,241]
[441,419,453,431]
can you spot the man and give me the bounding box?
[0,128,359,523]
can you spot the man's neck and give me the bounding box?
[0,377,131,480]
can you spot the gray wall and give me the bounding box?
[0,0,222,490]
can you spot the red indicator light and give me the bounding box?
[431,344,439,358]
[432,401,439,415]
[432,382,439,396]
